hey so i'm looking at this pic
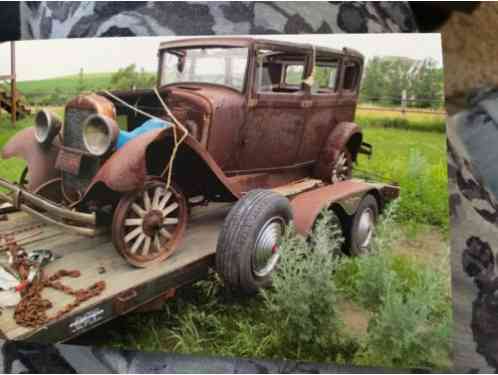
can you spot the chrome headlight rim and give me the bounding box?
[34,109,61,145]
[82,114,119,157]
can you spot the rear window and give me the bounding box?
[284,64,304,85]
[312,61,339,93]
[343,61,360,91]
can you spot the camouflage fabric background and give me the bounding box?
[19,1,417,39]
[3,1,494,372]
[448,89,498,373]
[0,339,404,374]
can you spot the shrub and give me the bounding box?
[331,201,452,369]
[354,268,451,370]
[397,149,448,231]
[336,201,401,309]
[262,210,354,361]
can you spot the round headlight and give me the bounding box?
[35,109,61,145]
[82,114,119,156]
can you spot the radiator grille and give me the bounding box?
[62,108,101,197]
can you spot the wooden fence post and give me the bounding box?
[10,41,16,127]
[401,90,407,116]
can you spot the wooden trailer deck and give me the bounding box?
[0,203,232,343]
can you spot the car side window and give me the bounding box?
[311,60,339,94]
[255,49,306,94]
[342,60,360,92]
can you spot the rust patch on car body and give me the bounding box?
[65,93,117,120]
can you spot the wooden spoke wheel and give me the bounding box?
[331,149,353,184]
[112,181,188,268]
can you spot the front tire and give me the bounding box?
[216,190,293,295]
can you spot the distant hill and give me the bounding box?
[15,71,155,106]
[17,73,116,96]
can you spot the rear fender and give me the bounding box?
[1,127,59,191]
[289,180,380,235]
[83,127,240,203]
[314,122,362,181]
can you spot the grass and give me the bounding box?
[356,108,446,133]
[354,127,448,232]
[0,115,32,183]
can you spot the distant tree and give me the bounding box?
[110,64,155,91]
[384,58,412,106]
[360,56,443,108]
[410,58,444,108]
[360,56,385,104]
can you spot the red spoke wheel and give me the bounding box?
[112,181,188,268]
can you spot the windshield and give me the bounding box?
[159,47,249,91]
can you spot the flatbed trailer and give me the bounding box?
[0,178,398,344]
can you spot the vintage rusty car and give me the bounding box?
[0,38,389,293]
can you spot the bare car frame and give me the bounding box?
[0,38,391,292]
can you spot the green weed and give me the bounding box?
[355,127,448,232]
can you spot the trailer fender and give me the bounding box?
[1,127,59,191]
[84,127,240,203]
[289,180,381,236]
[314,122,362,181]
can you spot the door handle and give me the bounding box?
[300,100,312,108]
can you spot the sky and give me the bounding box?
[0,33,442,82]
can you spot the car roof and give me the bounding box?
[158,37,363,60]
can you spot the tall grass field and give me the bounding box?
[356,107,446,133]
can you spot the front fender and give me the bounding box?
[83,127,240,202]
[1,127,59,191]
[314,122,362,181]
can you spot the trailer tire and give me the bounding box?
[349,194,378,256]
[216,190,292,295]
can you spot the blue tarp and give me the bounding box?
[116,118,171,149]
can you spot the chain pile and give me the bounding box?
[5,242,106,328]
[14,270,106,328]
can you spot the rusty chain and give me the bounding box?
[4,242,106,328]
[14,269,106,328]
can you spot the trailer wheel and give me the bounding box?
[349,194,378,256]
[216,190,292,295]
[112,181,188,268]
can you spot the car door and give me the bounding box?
[236,47,310,172]
[296,56,342,163]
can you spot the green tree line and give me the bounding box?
[359,56,444,109]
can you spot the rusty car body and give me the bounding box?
[0,37,393,270]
